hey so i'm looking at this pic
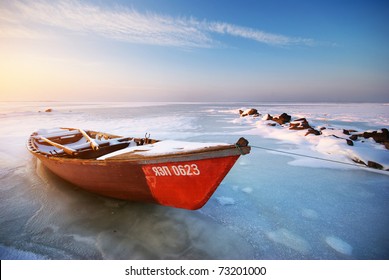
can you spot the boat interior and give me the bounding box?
[28,127,159,159]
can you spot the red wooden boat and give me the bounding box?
[27,128,250,210]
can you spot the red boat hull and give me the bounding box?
[28,129,250,210]
[34,152,241,210]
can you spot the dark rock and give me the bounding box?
[349,134,358,141]
[343,129,358,135]
[289,118,311,130]
[294,118,307,122]
[45,108,52,113]
[361,129,389,144]
[305,128,321,136]
[267,123,277,126]
[272,113,291,125]
[279,113,291,123]
[352,158,366,165]
[367,161,383,170]
[363,131,376,139]
[240,108,259,117]
[372,129,389,143]
[346,139,354,146]
[263,113,273,121]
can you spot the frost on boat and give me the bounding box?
[27,127,250,210]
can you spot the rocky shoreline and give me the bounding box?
[239,108,389,171]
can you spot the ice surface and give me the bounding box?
[0,102,388,259]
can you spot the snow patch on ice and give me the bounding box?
[301,208,319,220]
[215,196,236,206]
[267,228,311,254]
[325,236,353,255]
[241,187,253,194]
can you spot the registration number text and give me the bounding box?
[151,164,200,176]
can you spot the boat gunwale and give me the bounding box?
[29,140,249,164]
[27,130,250,164]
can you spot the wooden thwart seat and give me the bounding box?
[39,136,78,156]
[78,128,100,151]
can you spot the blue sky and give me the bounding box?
[0,0,388,102]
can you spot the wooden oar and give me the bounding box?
[39,136,77,156]
[78,128,100,150]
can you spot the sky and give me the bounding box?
[0,0,388,102]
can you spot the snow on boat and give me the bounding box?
[27,128,250,210]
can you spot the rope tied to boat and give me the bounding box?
[250,144,378,170]
[235,143,244,155]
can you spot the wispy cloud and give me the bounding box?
[0,0,314,48]
[207,22,314,46]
